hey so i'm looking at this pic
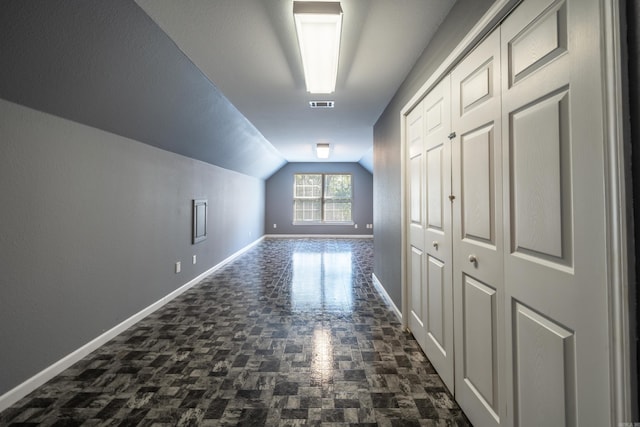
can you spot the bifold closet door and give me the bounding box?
[451,30,505,427]
[423,76,454,392]
[406,77,455,393]
[501,0,611,425]
[407,98,428,358]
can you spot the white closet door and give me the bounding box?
[422,75,454,392]
[501,0,611,425]
[407,100,428,353]
[451,30,505,427]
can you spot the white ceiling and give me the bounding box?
[136,0,456,163]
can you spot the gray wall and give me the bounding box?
[0,0,285,180]
[266,163,373,235]
[0,99,265,395]
[359,148,374,174]
[372,0,496,306]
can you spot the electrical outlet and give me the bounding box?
[273,224,277,228]
[354,224,358,229]
[192,255,197,265]
[175,261,181,273]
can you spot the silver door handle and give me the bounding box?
[432,241,439,249]
[468,254,478,264]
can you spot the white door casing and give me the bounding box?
[451,29,505,427]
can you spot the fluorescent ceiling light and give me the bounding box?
[316,143,330,159]
[294,1,343,94]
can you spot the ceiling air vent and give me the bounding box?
[309,101,335,109]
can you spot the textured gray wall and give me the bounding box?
[266,163,373,235]
[0,0,285,180]
[359,149,374,174]
[372,0,497,307]
[0,99,265,395]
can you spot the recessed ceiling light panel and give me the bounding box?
[294,1,343,94]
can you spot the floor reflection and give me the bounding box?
[291,251,353,311]
[311,327,333,385]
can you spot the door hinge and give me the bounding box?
[448,132,456,140]
[449,195,456,202]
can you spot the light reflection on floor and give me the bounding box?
[291,251,353,311]
[310,327,333,385]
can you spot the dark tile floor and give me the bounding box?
[0,238,470,426]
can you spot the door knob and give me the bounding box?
[468,254,478,264]
[432,241,439,249]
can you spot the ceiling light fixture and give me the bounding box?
[293,1,343,94]
[316,143,331,159]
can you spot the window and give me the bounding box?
[294,173,352,224]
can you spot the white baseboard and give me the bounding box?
[0,236,264,413]
[264,234,373,239]
[372,273,402,321]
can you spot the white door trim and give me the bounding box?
[399,0,633,423]
[601,0,634,422]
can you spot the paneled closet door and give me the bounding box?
[451,30,505,427]
[501,0,611,425]
[407,100,428,357]
[406,76,455,394]
[422,75,454,392]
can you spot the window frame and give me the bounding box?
[292,173,354,225]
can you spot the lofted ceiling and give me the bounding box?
[135,0,457,165]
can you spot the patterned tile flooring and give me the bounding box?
[0,238,470,426]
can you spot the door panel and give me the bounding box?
[463,275,498,417]
[426,146,443,230]
[502,0,610,425]
[511,89,572,266]
[461,61,493,113]
[508,1,567,86]
[514,302,576,427]
[461,125,494,243]
[451,29,504,427]
[426,255,445,350]
[410,247,424,331]
[409,157,422,225]
[422,75,454,392]
[426,99,443,132]
[407,103,427,349]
